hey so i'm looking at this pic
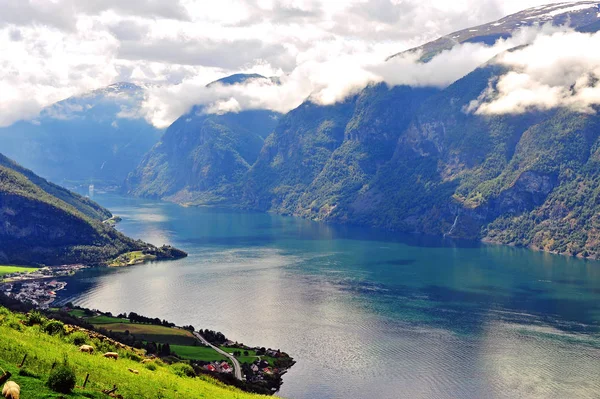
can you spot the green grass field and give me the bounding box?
[67,309,88,318]
[109,251,156,267]
[219,346,275,366]
[86,315,130,324]
[0,265,39,277]
[0,308,270,399]
[94,323,197,345]
[219,347,260,365]
[218,347,278,366]
[171,345,228,362]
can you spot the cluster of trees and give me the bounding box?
[125,312,176,327]
[198,329,227,345]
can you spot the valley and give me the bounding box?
[3,1,600,398]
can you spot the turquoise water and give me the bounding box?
[59,194,600,398]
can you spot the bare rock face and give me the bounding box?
[494,172,557,215]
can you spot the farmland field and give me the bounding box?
[171,344,228,362]
[93,322,197,345]
[0,265,39,277]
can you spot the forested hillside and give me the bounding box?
[0,154,185,266]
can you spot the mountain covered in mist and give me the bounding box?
[127,2,600,259]
[124,74,281,204]
[0,153,185,266]
[0,83,162,187]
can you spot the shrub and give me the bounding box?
[47,357,77,394]
[7,319,22,331]
[19,367,40,379]
[124,352,142,362]
[44,320,65,336]
[92,338,117,354]
[26,311,44,326]
[68,331,88,346]
[172,363,196,378]
[145,363,157,371]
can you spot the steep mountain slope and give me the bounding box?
[125,74,281,204]
[127,3,600,259]
[0,153,110,221]
[389,1,600,61]
[0,83,162,186]
[0,153,184,266]
[243,84,439,216]
[247,62,600,258]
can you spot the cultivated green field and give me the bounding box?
[171,345,228,362]
[67,309,88,318]
[86,315,130,324]
[0,265,39,277]
[94,323,197,345]
[219,347,261,365]
[0,307,270,399]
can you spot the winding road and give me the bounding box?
[193,332,243,380]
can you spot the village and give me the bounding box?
[198,347,286,381]
[0,264,87,308]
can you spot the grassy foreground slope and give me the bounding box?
[0,307,269,399]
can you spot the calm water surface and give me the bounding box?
[58,194,600,399]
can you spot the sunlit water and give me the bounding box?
[57,194,600,399]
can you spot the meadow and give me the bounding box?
[0,265,39,277]
[93,322,197,346]
[218,347,277,366]
[171,345,229,362]
[0,307,269,399]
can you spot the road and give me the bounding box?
[193,332,243,380]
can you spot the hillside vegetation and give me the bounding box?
[0,306,269,399]
[0,153,186,266]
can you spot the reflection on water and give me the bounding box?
[57,194,600,399]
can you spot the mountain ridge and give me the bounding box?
[125,5,600,259]
[388,1,600,61]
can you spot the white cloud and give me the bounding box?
[373,24,564,87]
[140,24,565,128]
[0,0,586,127]
[470,30,600,115]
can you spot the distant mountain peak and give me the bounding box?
[389,1,600,62]
[207,73,270,87]
[104,82,143,92]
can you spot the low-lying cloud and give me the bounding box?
[469,30,600,115]
[140,24,562,128]
[0,0,585,128]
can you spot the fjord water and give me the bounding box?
[59,194,600,399]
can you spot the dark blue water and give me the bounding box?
[58,194,600,399]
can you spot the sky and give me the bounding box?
[0,0,590,127]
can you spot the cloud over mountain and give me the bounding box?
[0,0,585,127]
[470,30,600,115]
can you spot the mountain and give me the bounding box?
[389,1,600,61]
[127,3,600,259]
[0,153,185,266]
[0,83,162,187]
[242,84,439,215]
[124,74,281,204]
